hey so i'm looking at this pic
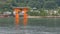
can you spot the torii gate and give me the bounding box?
[13,7,28,27]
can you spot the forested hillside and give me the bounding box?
[0,0,60,10]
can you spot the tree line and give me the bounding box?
[0,0,60,16]
[0,0,60,10]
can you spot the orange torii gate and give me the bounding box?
[13,7,28,27]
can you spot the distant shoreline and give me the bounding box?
[0,16,60,18]
[28,16,60,18]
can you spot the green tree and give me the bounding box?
[40,9,48,16]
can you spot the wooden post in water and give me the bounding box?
[14,8,20,28]
[23,8,28,26]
